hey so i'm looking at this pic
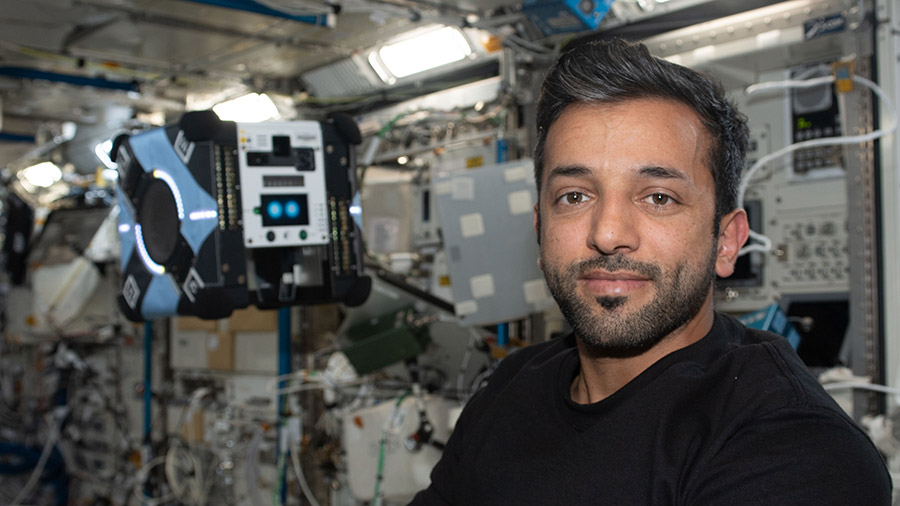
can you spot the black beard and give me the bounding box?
[542,245,717,357]
[597,296,626,311]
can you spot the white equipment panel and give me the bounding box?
[237,121,330,248]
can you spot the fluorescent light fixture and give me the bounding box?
[212,93,280,123]
[368,52,394,85]
[21,161,62,188]
[136,111,166,126]
[95,139,117,170]
[372,26,472,80]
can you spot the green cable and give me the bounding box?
[373,390,411,505]
[378,111,411,139]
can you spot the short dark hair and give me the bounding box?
[534,38,748,228]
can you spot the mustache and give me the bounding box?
[569,255,662,279]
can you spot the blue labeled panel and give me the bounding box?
[522,0,614,36]
[117,192,136,273]
[141,273,180,318]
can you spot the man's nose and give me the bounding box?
[587,196,639,255]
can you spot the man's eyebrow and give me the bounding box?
[546,164,696,186]
[546,165,591,183]
[639,165,691,182]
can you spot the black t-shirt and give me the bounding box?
[410,313,892,505]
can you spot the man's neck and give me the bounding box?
[569,307,716,405]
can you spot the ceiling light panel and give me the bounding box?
[374,26,473,80]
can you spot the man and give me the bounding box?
[409,38,891,505]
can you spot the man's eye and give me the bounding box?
[646,193,673,206]
[562,192,586,205]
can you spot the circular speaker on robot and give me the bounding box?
[138,177,180,265]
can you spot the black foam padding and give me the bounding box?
[109,133,129,163]
[191,290,235,320]
[3,194,33,286]
[179,110,222,142]
[343,276,372,307]
[329,113,362,145]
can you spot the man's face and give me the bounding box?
[535,99,731,354]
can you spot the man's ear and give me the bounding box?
[715,208,750,278]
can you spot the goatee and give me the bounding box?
[542,244,717,356]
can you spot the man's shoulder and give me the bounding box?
[679,315,890,502]
[710,312,809,375]
[701,313,855,423]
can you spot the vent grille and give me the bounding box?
[303,57,380,98]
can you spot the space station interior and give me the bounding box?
[1,0,900,504]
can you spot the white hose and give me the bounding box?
[822,381,900,406]
[291,441,322,506]
[739,75,897,210]
[737,73,898,257]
